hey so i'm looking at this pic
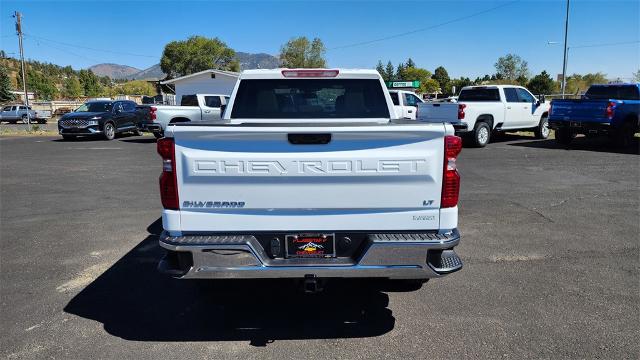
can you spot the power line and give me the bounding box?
[570,40,640,49]
[328,0,520,51]
[26,36,104,64]
[23,33,157,58]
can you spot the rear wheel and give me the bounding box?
[534,116,550,139]
[132,128,143,136]
[472,122,491,147]
[103,122,116,140]
[153,131,163,139]
[555,127,574,146]
[612,120,637,148]
[21,115,29,124]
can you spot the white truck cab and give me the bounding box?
[388,90,424,120]
[143,94,230,137]
[156,69,463,291]
[418,85,550,147]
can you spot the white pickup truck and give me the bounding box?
[388,89,424,120]
[156,69,463,292]
[418,85,550,147]
[142,94,229,138]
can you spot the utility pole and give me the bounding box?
[14,11,30,124]
[561,0,570,99]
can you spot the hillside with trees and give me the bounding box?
[0,56,155,101]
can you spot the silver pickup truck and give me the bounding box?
[0,105,50,124]
[141,94,229,138]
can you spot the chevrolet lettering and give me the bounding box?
[193,159,429,176]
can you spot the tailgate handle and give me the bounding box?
[288,133,332,145]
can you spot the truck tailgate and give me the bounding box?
[417,102,459,122]
[170,123,446,232]
[550,100,609,122]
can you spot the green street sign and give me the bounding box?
[386,80,420,88]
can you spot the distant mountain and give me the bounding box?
[88,63,141,79]
[88,52,280,81]
[127,64,165,81]
[236,52,280,70]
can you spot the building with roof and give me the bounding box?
[160,69,239,105]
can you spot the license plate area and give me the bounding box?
[285,233,336,258]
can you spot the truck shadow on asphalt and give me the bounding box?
[508,136,639,155]
[64,218,397,345]
[118,137,157,144]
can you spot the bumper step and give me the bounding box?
[428,249,463,274]
[161,234,256,246]
[370,231,457,242]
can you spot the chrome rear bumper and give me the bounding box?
[158,229,462,280]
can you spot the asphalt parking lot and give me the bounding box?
[1,133,638,359]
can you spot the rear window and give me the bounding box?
[204,96,222,108]
[76,102,113,112]
[585,85,640,100]
[181,95,199,106]
[230,79,390,119]
[389,92,399,106]
[458,88,501,102]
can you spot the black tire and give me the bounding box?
[133,128,143,136]
[103,122,116,140]
[472,121,491,147]
[612,120,637,149]
[534,116,550,139]
[61,135,76,141]
[21,115,29,124]
[555,127,574,145]
[153,131,164,139]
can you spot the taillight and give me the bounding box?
[149,106,157,121]
[605,101,616,119]
[157,138,178,210]
[281,69,339,77]
[442,135,462,208]
[457,104,466,120]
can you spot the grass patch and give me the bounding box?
[0,125,59,137]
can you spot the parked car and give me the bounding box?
[57,100,144,141]
[388,90,424,119]
[156,68,463,292]
[549,83,640,147]
[0,105,49,124]
[418,85,551,147]
[140,94,229,138]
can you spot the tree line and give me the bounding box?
[2,35,638,103]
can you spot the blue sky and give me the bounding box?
[1,0,638,80]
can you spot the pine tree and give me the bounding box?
[396,63,406,80]
[0,64,15,102]
[376,60,387,81]
[385,61,395,81]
